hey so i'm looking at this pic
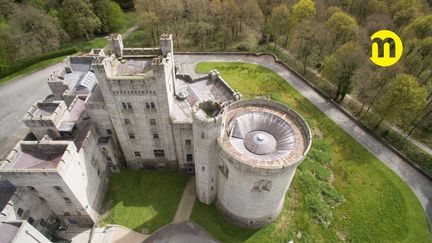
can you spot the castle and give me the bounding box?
[0,33,311,241]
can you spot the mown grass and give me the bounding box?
[192,62,430,242]
[100,170,189,233]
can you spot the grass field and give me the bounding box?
[192,62,430,242]
[100,170,189,233]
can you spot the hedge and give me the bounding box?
[0,48,77,79]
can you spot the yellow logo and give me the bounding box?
[370,30,403,67]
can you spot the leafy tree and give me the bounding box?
[325,11,358,54]
[374,74,428,128]
[59,0,101,40]
[322,41,365,102]
[292,21,319,74]
[238,0,264,33]
[403,14,432,40]
[9,5,67,58]
[390,0,423,29]
[268,4,291,51]
[405,37,432,84]
[93,0,124,34]
[292,0,316,22]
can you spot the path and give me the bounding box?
[175,53,432,231]
[276,45,432,156]
[173,176,196,223]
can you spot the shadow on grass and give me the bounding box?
[100,170,189,233]
[191,200,259,243]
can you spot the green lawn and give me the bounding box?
[100,170,189,233]
[192,62,431,242]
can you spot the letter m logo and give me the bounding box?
[370,30,403,67]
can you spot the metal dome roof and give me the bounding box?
[228,111,295,159]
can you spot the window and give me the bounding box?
[145,102,150,109]
[220,163,229,179]
[150,102,156,109]
[150,119,156,125]
[106,129,113,135]
[17,208,23,217]
[127,102,133,109]
[252,180,272,192]
[124,119,131,125]
[201,132,205,139]
[28,186,36,191]
[185,139,191,146]
[64,197,71,203]
[39,197,46,202]
[153,133,159,139]
[64,212,71,216]
[53,186,63,192]
[187,154,193,162]
[122,102,127,109]
[154,149,165,157]
[129,133,135,139]
[106,156,112,162]
[28,217,34,225]
[134,151,141,158]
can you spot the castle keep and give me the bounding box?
[0,33,311,238]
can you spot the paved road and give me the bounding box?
[0,63,62,158]
[175,54,432,231]
[173,177,196,223]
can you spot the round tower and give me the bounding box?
[216,99,312,228]
[192,100,224,204]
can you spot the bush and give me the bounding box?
[300,158,331,182]
[0,48,77,79]
[308,148,332,164]
[320,183,344,207]
[304,194,333,226]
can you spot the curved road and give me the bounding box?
[175,54,432,231]
[0,53,430,232]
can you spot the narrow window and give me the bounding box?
[201,132,205,139]
[28,186,36,191]
[53,186,63,192]
[64,197,71,203]
[106,156,112,162]
[187,154,193,162]
[106,129,112,135]
[129,133,135,139]
[134,151,141,158]
[150,102,156,109]
[39,197,46,202]
[185,139,191,146]
[145,102,150,109]
[121,102,127,109]
[153,133,159,139]
[150,119,156,125]
[124,119,131,125]
[28,217,34,225]
[127,102,133,109]
[17,208,23,217]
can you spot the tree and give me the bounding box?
[9,5,67,58]
[267,4,291,51]
[403,14,432,40]
[92,0,124,34]
[404,37,432,84]
[292,0,316,22]
[291,21,319,74]
[374,74,428,129]
[322,41,365,102]
[59,0,101,40]
[390,0,423,30]
[238,0,264,33]
[325,11,358,54]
